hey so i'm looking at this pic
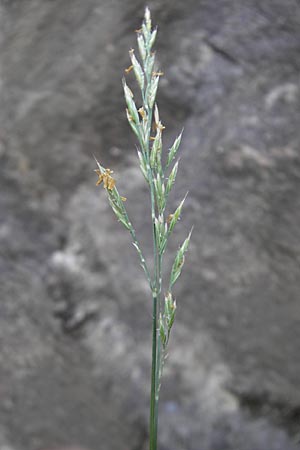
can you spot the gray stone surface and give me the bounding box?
[0,1,300,449]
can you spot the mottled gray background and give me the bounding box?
[0,1,300,450]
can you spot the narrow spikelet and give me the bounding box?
[150,129,162,169]
[129,49,145,90]
[148,76,159,109]
[137,149,149,181]
[94,158,131,230]
[123,79,140,125]
[169,228,193,288]
[149,28,157,49]
[142,22,149,40]
[137,34,146,61]
[168,192,188,234]
[167,130,183,168]
[126,108,140,139]
[144,52,156,80]
[159,314,167,347]
[154,174,166,213]
[166,160,179,195]
[164,292,176,330]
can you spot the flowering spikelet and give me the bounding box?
[95,168,116,190]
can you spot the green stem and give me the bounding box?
[140,33,161,450]
[149,138,160,450]
[149,294,158,450]
[149,175,159,450]
[153,253,162,438]
[153,327,161,444]
[149,233,163,450]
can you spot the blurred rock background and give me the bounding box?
[0,0,300,449]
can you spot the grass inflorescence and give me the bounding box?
[94,8,192,450]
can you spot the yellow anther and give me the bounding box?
[95,168,115,191]
[126,108,134,122]
[125,65,133,74]
[154,121,165,131]
[138,107,147,119]
[167,214,174,224]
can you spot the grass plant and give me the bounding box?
[94,8,191,450]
